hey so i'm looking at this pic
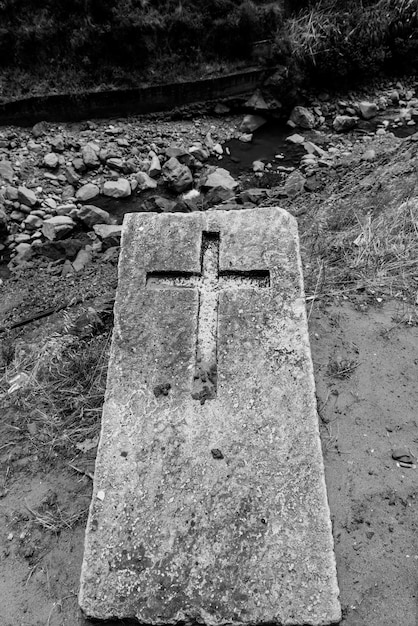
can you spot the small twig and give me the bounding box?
[68,463,94,481]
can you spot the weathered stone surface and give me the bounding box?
[80,207,340,625]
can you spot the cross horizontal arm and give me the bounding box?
[146,271,202,289]
[219,270,270,289]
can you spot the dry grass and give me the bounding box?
[303,198,418,303]
[0,316,111,460]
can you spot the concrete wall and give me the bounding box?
[0,67,266,126]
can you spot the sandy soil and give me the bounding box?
[1,296,417,626]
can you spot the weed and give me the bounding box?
[0,321,111,461]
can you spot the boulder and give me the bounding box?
[78,205,113,227]
[333,115,358,133]
[239,114,266,134]
[135,172,158,191]
[238,133,253,143]
[201,167,238,191]
[76,183,100,202]
[359,101,378,120]
[162,157,193,193]
[289,106,315,129]
[42,215,75,241]
[43,152,59,169]
[82,143,100,168]
[103,178,131,198]
[0,160,14,183]
[18,186,37,207]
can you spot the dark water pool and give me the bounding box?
[217,122,306,177]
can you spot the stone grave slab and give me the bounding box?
[79,207,341,625]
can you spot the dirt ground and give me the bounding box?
[2,293,418,626]
[1,113,418,625]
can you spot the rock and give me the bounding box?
[107,157,125,172]
[362,149,376,162]
[148,151,162,178]
[284,170,306,197]
[103,179,131,198]
[333,115,358,133]
[18,186,37,207]
[0,160,14,183]
[49,135,65,152]
[93,224,123,242]
[213,143,223,156]
[14,233,32,243]
[73,157,87,172]
[203,187,235,208]
[72,247,93,272]
[82,143,100,168]
[239,114,266,134]
[42,215,76,241]
[189,144,210,162]
[162,157,193,193]
[245,89,269,111]
[135,171,158,191]
[32,121,48,138]
[34,239,84,260]
[289,106,315,129]
[78,205,113,227]
[0,207,8,238]
[238,133,253,143]
[43,152,59,169]
[201,167,238,191]
[303,141,327,158]
[286,133,305,144]
[165,145,194,167]
[359,101,378,120]
[65,166,80,185]
[389,90,400,104]
[142,196,178,213]
[24,214,44,230]
[214,103,230,115]
[76,183,100,202]
[237,189,268,205]
[252,160,265,173]
[11,242,33,265]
